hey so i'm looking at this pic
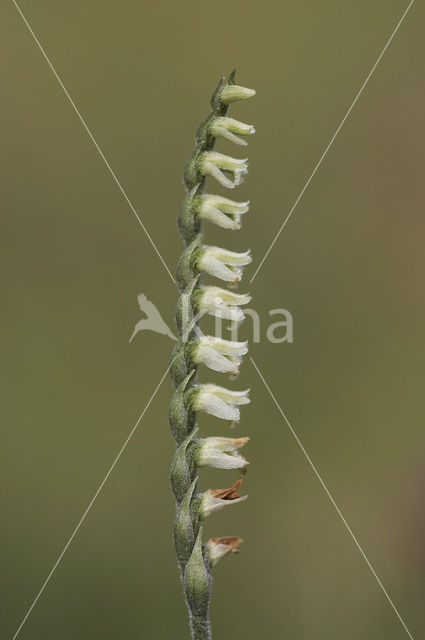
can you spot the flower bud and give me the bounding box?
[197,436,249,469]
[220,85,256,105]
[200,479,248,518]
[192,383,250,422]
[206,537,243,567]
[210,117,255,146]
[199,152,248,189]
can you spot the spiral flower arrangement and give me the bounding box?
[169,71,255,640]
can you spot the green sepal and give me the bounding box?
[170,338,198,389]
[184,527,212,625]
[175,275,201,340]
[184,149,204,191]
[178,185,202,246]
[209,76,226,111]
[169,371,196,444]
[195,112,217,151]
[176,235,203,292]
[174,477,199,569]
[170,428,198,503]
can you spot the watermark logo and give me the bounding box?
[129,293,294,344]
[129,294,177,342]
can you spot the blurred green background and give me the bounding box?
[2,1,425,638]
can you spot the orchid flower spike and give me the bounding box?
[192,383,250,422]
[169,71,255,640]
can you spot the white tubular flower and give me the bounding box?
[198,246,252,283]
[193,336,248,376]
[220,84,256,104]
[200,152,248,189]
[198,286,251,322]
[193,383,250,422]
[197,436,249,469]
[198,194,250,230]
[210,117,255,146]
[206,537,243,566]
[200,479,248,518]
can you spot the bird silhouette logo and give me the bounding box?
[129,294,176,343]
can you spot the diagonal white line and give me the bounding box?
[250,0,414,284]
[12,0,176,285]
[11,361,172,640]
[250,356,414,639]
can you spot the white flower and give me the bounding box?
[210,117,255,146]
[200,479,248,518]
[198,246,252,283]
[198,194,250,230]
[200,151,248,189]
[192,336,248,376]
[197,436,249,469]
[192,384,250,422]
[206,537,243,566]
[220,85,256,104]
[198,286,251,322]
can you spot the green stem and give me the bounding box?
[190,614,211,640]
